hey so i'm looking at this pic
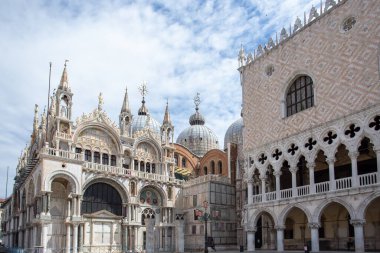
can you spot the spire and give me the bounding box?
[59,60,69,90]
[138,82,149,115]
[163,99,171,124]
[121,86,130,113]
[238,44,246,68]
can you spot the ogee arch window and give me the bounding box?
[286,75,314,116]
[82,182,122,215]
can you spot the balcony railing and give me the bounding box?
[251,172,379,204]
[40,147,83,161]
[83,162,183,185]
[55,132,72,140]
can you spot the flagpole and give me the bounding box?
[5,166,9,198]
[46,62,52,142]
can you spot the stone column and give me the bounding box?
[33,225,37,247]
[145,219,155,253]
[73,196,77,217]
[67,198,71,217]
[77,196,82,216]
[260,176,266,202]
[275,226,285,252]
[164,227,169,251]
[110,222,114,245]
[42,223,48,252]
[308,223,320,252]
[247,228,256,252]
[122,224,128,251]
[307,162,315,194]
[175,219,185,253]
[25,229,29,249]
[66,224,72,253]
[79,224,84,253]
[351,219,365,253]
[327,157,336,191]
[134,226,138,251]
[247,179,253,204]
[349,151,359,187]
[73,224,79,253]
[290,166,298,197]
[375,148,380,181]
[274,171,281,200]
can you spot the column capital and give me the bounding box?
[350,219,365,226]
[273,170,282,177]
[308,222,320,229]
[307,162,315,170]
[326,157,336,164]
[348,151,359,159]
[259,175,267,181]
[245,225,256,232]
[274,225,285,231]
[289,166,298,174]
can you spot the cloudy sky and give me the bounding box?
[0,0,321,198]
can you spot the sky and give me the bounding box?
[0,0,321,198]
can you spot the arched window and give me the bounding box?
[218,161,222,174]
[286,75,314,116]
[211,161,215,174]
[204,166,208,175]
[82,183,122,215]
[111,155,116,166]
[85,150,92,162]
[182,158,186,168]
[174,154,179,166]
[102,154,109,165]
[94,152,100,163]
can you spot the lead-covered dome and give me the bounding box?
[176,94,219,157]
[131,97,160,134]
[224,118,243,149]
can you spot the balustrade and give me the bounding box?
[252,194,262,203]
[280,189,292,199]
[315,181,329,193]
[335,177,352,190]
[359,172,377,186]
[297,185,310,196]
[265,191,276,201]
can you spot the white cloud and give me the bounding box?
[0,0,321,198]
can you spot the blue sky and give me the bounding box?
[0,0,320,198]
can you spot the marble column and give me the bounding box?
[42,223,48,253]
[351,219,365,253]
[327,157,336,191]
[375,148,380,181]
[73,224,78,253]
[247,179,253,204]
[275,226,285,252]
[274,171,281,200]
[134,227,138,251]
[290,166,298,197]
[145,219,155,253]
[307,162,315,194]
[175,219,185,253]
[308,223,320,252]
[247,229,256,252]
[79,224,84,253]
[24,229,29,249]
[349,151,359,187]
[66,224,71,253]
[73,197,77,217]
[123,225,128,251]
[260,176,266,202]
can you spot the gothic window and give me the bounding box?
[218,161,222,174]
[85,150,92,162]
[182,158,186,168]
[94,152,100,164]
[134,160,138,170]
[102,154,109,165]
[286,75,314,116]
[111,155,116,166]
[146,162,151,173]
[82,183,122,216]
[140,161,145,171]
[152,164,156,173]
[211,161,215,174]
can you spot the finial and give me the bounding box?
[139,81,148,102]
[194,92,201,111]
[98,92,104,111]
[64,59,69,68]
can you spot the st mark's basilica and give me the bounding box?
[1,0,380,253]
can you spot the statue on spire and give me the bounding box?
[139,81,148,101]
[194,92,201,111]
[98,92,104,111]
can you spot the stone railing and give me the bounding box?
[251,172,378,204]
[40,147,83,161]
[183,174,231,187]
[83,162,183,185]
[55,132,72,140]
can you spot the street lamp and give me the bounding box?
[195,201,211,253]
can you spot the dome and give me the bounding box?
[131,114,161,134]
[177,125,219,157]
[176,93,219,157]
[224,118,243,149]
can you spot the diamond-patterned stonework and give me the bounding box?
[242,0,380,152]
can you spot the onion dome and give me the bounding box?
[176,93,219,157]
[224,117,243,149]
[131,82,160,134]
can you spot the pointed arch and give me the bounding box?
[356,191,380,219]
[278,203,312,226]
[248,207,278,227]
[312,198,356,223]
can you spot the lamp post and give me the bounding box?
[195,201,211,253]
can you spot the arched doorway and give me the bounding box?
[254,212,275,249]
[364,196,380,251]
[318,202,353,250]
[282,207,310,250]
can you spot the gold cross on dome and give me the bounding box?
[139,82,148,98]
[194,92,201,108]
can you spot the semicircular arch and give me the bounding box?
[45,170,79,194]
[138,184,167,207]
[82,177,129,203]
